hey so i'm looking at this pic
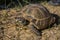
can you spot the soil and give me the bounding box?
[0,2,60,40]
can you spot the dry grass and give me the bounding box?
[0,2,60,40]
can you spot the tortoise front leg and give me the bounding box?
[28,24,41,36]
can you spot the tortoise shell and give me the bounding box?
[20,4,55,30]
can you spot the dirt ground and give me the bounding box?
[0,2,60,40]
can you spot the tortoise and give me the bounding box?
[15,4,56,36]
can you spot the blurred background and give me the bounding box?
[0,0,49,9]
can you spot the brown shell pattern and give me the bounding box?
[20,4,55,30]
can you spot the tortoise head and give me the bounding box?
[15,17,30,26]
